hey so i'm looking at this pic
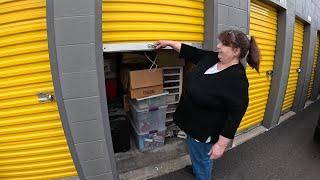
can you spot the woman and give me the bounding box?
[156,30,260,180]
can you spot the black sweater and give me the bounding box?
[173,44,249,143]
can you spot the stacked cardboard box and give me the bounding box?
[121,68,168,151]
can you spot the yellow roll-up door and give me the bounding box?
[0,1,77,179]
[102,0,204,44]
[307,34,319,99]
[282,20,304,112]
[238,0,278,132]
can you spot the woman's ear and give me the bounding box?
[233,47,241,57]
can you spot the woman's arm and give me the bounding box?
[156,40,215,65]
[209,79,249,160]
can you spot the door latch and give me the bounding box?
[37,92,55,103]
[296,68,302,73]
[266,70,273,77]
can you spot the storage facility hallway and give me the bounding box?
[2,0,320,179]
[152,100,320,180]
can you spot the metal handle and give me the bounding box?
[37,92,55,103]
[266,70,273,77]
[296,68,302,73]
[147,43,172,49]
[147,43,157,49]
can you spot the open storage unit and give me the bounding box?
[103,50,186,153]
[102,48,190,179]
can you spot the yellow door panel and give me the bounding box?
[0,159,74,172]
[105,3,202,16]
[0,62,50,78]
[0,104,57,119]
[0,1,77,179]
[0,136,67,152]
[102,0,204,43]
[0,120,62,135]
[307,34,319,99]
[103,31,203,42]
[104,12,203,25]
[1,111,59,127]
[0,82,53,100]
[0,30,48,47]
[105,22,203,32]
[282,19,304,112]
[0,51,49,68]
[0,41,49,58]
[0,72,53,88]
[0,8,46,25]
[105,0,203,8]
[0,145,68,159]
[0,19,46,37]
[238,0,278,133]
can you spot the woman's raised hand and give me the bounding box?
[155,40,182,53]
[155,40,170,49]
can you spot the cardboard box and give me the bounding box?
[121,68,163,99]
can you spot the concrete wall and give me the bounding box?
[204,0,249,51]
[46,0,118,180]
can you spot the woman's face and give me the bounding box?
[217,41,240,63]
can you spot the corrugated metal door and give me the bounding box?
[238,0,278,132]
[0,1,77,179]
[282,20,304,112]
[102,0,204,44]
[307,34,319,99]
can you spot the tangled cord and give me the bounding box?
[144,52,159,72]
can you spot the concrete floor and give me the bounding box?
[116,136,190,180]
[151,100,320,180]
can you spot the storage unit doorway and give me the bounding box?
[238,0,278,133]
[101,0,205,177]
[282,19,305,113]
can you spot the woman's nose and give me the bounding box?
[217,43,221,49]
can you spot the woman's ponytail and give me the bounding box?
[247,37,260,73]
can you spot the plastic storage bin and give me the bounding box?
[129,101,167,134]
[131,92,168,109]
[133,125,166,151]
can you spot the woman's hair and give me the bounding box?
[218,30,260,72]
